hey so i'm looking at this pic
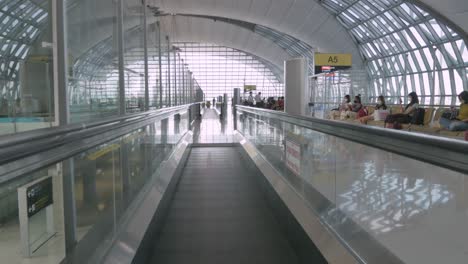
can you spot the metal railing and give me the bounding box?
[235,105,468,264]
[236,105,468,175]
[0,103,200,184]
[0,103,200,264]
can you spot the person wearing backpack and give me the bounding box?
[384,92,420,128]
[439,91,468,131]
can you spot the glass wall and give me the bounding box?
[0,1,292,134]
[237,109,468,264]
[0,109,190,263]
[0,0,55,135]
[310,70,368,117]
[321,0,468,106]
[123,1,145,113]
[67,0,119,122]
[73,114,189,246]
[175,43,284,101]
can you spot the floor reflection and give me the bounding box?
[192,107,236,143]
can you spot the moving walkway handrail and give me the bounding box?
[0,104,191,149]
[0,103,198,183]
[236,106,468,174]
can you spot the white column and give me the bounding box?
[284,58,309,116]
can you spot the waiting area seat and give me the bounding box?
[335,105,466,140]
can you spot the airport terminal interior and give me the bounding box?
[1,0,468,263]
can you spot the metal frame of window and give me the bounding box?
[0,0,49,101]
[320,0,468,106]
[174,42,284,101]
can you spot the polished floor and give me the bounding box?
[191,107,236,144]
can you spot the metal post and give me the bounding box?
[161,118,168,144]
[120,139,131,205]
[185,70,188,104]
[54,0,69,125]
[174,52,177,106]
[166,36,171,107]
[62,157,76,254]
[117,0,125,115]
[181,63,185,105]
[53,0,76,255]
[185,70,189,104]
[430,46,438,106]
[157,21,163,108]
[143,1,149,111]
[189,72,193,103]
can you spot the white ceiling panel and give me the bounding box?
[417,0,468,37]
[152,0,364,68]
[264,0,295,27]
[158,16,291,70]
[248,0,273,21]
[280,0,318,31]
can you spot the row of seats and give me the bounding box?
[343,106,466,140]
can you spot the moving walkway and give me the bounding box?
[1,103,467,264]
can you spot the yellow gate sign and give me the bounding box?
[315,53,352,66]
[244,85,257,91]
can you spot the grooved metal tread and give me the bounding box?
[149,147,299,264]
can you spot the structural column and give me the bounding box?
[54,0,76,255]
[157,21,163,108]
[166,36,171,107]
[117,0,126,115]
[143,1,149,111]
[174,52,177,106]
[284,58,309,116]
[181,62,185,105]
[189,72,194,103]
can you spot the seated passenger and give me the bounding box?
[343,95,363,120]
[439,91,468,131]
[330,95,352,120]
[278,97,285,111]
[384,92,419,128]
[359,95,387,124]
[352,95,363,112]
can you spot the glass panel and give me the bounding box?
[71,112,190,249]
[322,0,468,106]
[124,3,145,112]
[238,109,468,264]
[0,0,54,136]
[175,43,284,101]
[68,0,119,122]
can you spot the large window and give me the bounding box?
[0,0,54,134]
[321,0,468,106]
[174,43,284,101]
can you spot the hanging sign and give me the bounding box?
[315,53,353,66]
[244,85,257,92]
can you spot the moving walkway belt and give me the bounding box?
[148,146,301,264]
